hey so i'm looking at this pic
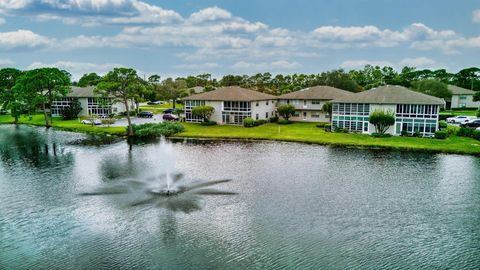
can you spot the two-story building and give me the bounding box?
[448,85,480,109]
[331,85,445,136]
[277,86,354,122]
[183,86,277,124]
[51,86,131,117]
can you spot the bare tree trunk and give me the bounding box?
[172,98,176,109]
[42,103,51,128]
[125,99,133,137]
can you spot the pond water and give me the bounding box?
[1,125,479,269]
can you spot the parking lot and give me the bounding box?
[109,113,164,127]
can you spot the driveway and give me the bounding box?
[110,114,164,127]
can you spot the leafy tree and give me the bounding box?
[411,80,451,99]
[78,73,101,87]
[95,68,145,137]
[474,91,480,102]
[13,68,71,127]
[452,67,480,91]
[277,104,296,120]
[62,99,82,120]
[321,102,332,116]
[0,68,23,124]
[369,110,395,134]
[192,105,214,122]
[156,78,187,109]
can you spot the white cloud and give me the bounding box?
[188,6,232,23]
[231,60,301,72]
[399,57,436,68]
[27,61,123,80]
[0,0,182,25]
[0,29,52,49]
[174,62,221,70]
[473,9,480,23]
[340,60,394,69]
[0,58,14,65]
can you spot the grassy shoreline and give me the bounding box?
[1,114,480,156]
[174,122,480,156]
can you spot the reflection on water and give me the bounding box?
[1,125,480,269]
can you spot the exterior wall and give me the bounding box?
[332,102,440,136]
[206,101,223,123]
[278,99,330,122]
[251,100,277,121]
[451,94,480,109]
[51,97,129,117]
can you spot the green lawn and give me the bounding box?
[0,114,126,135]
[140,102,183,114]
[176,122,480,156]
[440,109,478,116]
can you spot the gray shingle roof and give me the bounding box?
[278,85,354,100]
[448,85,476,95]
[183,86,276,101]
[66,86,97,98]
[332,85,445,105]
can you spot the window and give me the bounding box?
[256,114,259,120]
[266,101,269,105]
[87,97,113,116]
[331,103,370,133]
[311,112,320,118]
[459,95,467,100]
[311,100,320,105]
[185,100,206,122]
[303,100,307,105]
[256,102,259,106]
[266,112,268,118]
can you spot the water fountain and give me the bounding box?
[79,138,237,213]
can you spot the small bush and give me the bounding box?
[315,122,329,128]
[473,130,480,141]
[371,133,392,138]
[131,122,184,138]
[101,118,116,125]
[401,130,408,136]
[254,119,267,126]
[278,119,292,125]
[413,130,421,137]
[438,120,448,129]
[200,120,217,126]
[434,130,448,139]
[243,117,255,127]
[446,125,459,136]
[324,123,332,132]
[269,116,279,123]
[457,127,475,137]
[439,114,455,121]
[477,110,480,118]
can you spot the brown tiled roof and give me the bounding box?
[278,85,354,100]
[448,85,476,95]
[332,85,445,105]
[183,86,276,101]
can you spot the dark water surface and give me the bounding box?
[1,125,479,269]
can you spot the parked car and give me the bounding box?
[81,119,101,125]
[163,108,175,114]
[460,119,480,128]
[147,101,163,105]
[446,116,475,124]
[162,113,179,121]
[138,111,154,118]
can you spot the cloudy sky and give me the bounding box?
[0,0,479,80]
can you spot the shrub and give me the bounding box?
[131,122,184,138]
[101,118,116,125]
[413,130,421,137]
[324,123,332,132]
[243,117,255,127]
[277,104,296,120]
[473,130,480,141]
[278,119,292,125]
[477,110,480,118]
[62,99,82,120]
[457,127,475,137]
[192,105,215,122]
[434,130,448,139]
[439,114,455,121]
[254,119,267,126]
[315,122,329,128]
[369,110,395,134]
[269,116,279,123]
[446,125,459,136]
[438,120,448,129]
[371,133,392,138]
[200,120,217,126]
[401,130,408,136]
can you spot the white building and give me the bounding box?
[448,85,480,109]
[277,86,354,122]
[51,86,131,117]
[331,85,445,136]
[183,86,277,125]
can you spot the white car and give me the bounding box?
[446,116,475,124]
[81,119,102,125]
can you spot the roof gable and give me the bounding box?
[278,85,354,100]
[183,86,276,101]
